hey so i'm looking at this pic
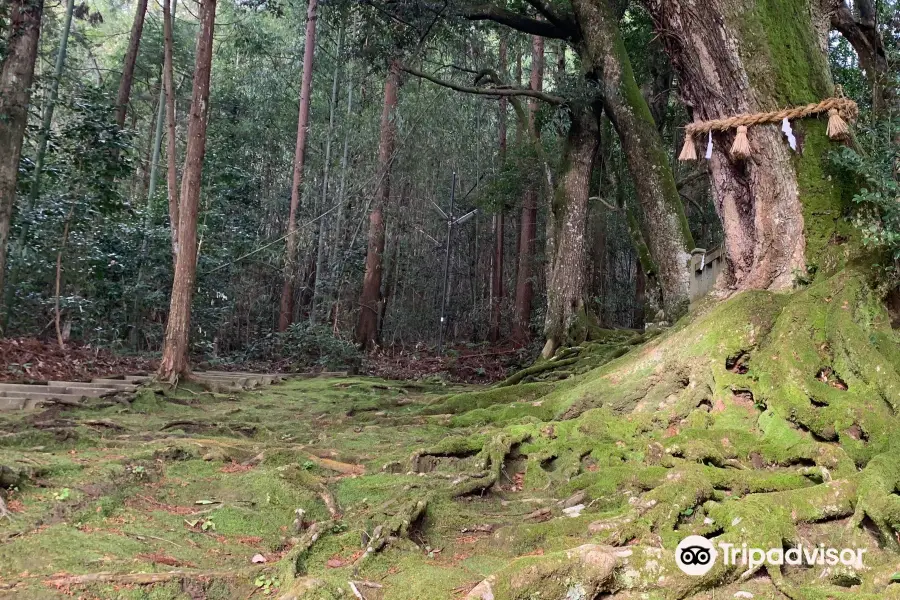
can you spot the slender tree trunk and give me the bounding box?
[310,24,344,325]
[115,0,149,128]
[163,0,179,261]
[489,36,508,344]
[157,0,217,381]
[542,106,599,357]
[26,0,74,212]
[645,0,842,289]
[571,0,694,319]
[131,69,166,347]
[54,203,75,348]
[512,35,543,343]
[0,0,43,322]
[354,60,400,350]
[328,61,354,313]
[279,0,319,331]
[147,72,166,206]
[2,0,73,329]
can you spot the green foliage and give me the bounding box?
[829,117,900,283]
[242,323,360,370]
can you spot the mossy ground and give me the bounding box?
[2,270,900,599]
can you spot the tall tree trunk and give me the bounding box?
[542,106,599,357]
[131,70,166,348]
[2,0,73,329]
[489,35,508,344]
[114,0,149,128]
[327,61,354,314]
[157,0,217,382]
[163,0,179,261]
[0,0,43,321]
[512,35,543,343]
[645,0,842,289]
[310,23,344,325]
[354,60,400,350]
[571,0,694,319]
[26,0,74,213]
[279,0,319,331]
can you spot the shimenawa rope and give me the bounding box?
[678,96,858,161]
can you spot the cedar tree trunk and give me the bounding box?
[279,0,319,331]
[115,0,149,128]
[354,60,400,350]
[512,35,544,343]
[157,0,217,381]
[0,0,43,309]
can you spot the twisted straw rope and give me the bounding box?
[684,97,858,136]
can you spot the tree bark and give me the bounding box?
[163,0,179,261]
[354,60,400,350]
[310,23,344,326]
[2,0,73,329]
[279,0,319,331]
[489,35,508,344]
[512,35,544,343]
[328,61,354,317]
[645,0,842,290]
[0,0,43,317]
[157,0,217,382]
[571,0,694,318]
[542,106,599,357]
[114,0,149,128]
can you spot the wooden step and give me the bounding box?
[202,371,281,384]
[0,397,43,411]
[87,379,140,391]
[0,383,120,398]
[0,390,88,403]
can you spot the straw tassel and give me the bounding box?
[826,108,849,140]
[730,125,751,160]
[678,132,697,161]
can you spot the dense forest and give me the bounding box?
[1,0,899,597]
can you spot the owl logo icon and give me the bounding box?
[675,535,717,576]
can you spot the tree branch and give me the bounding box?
[521,0,575,31]
[826,0,889,110]
[400,65,566,104]
[460,5,575,40]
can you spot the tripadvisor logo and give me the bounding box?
[675,535,717,576]
[675,535,867,576]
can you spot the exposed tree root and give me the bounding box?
[430,271,900,598]
[0,494,12,520]
[43,568,262,586]
[352,497,428,575]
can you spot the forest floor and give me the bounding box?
[0,337,525,385]
[2,271,900,600]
